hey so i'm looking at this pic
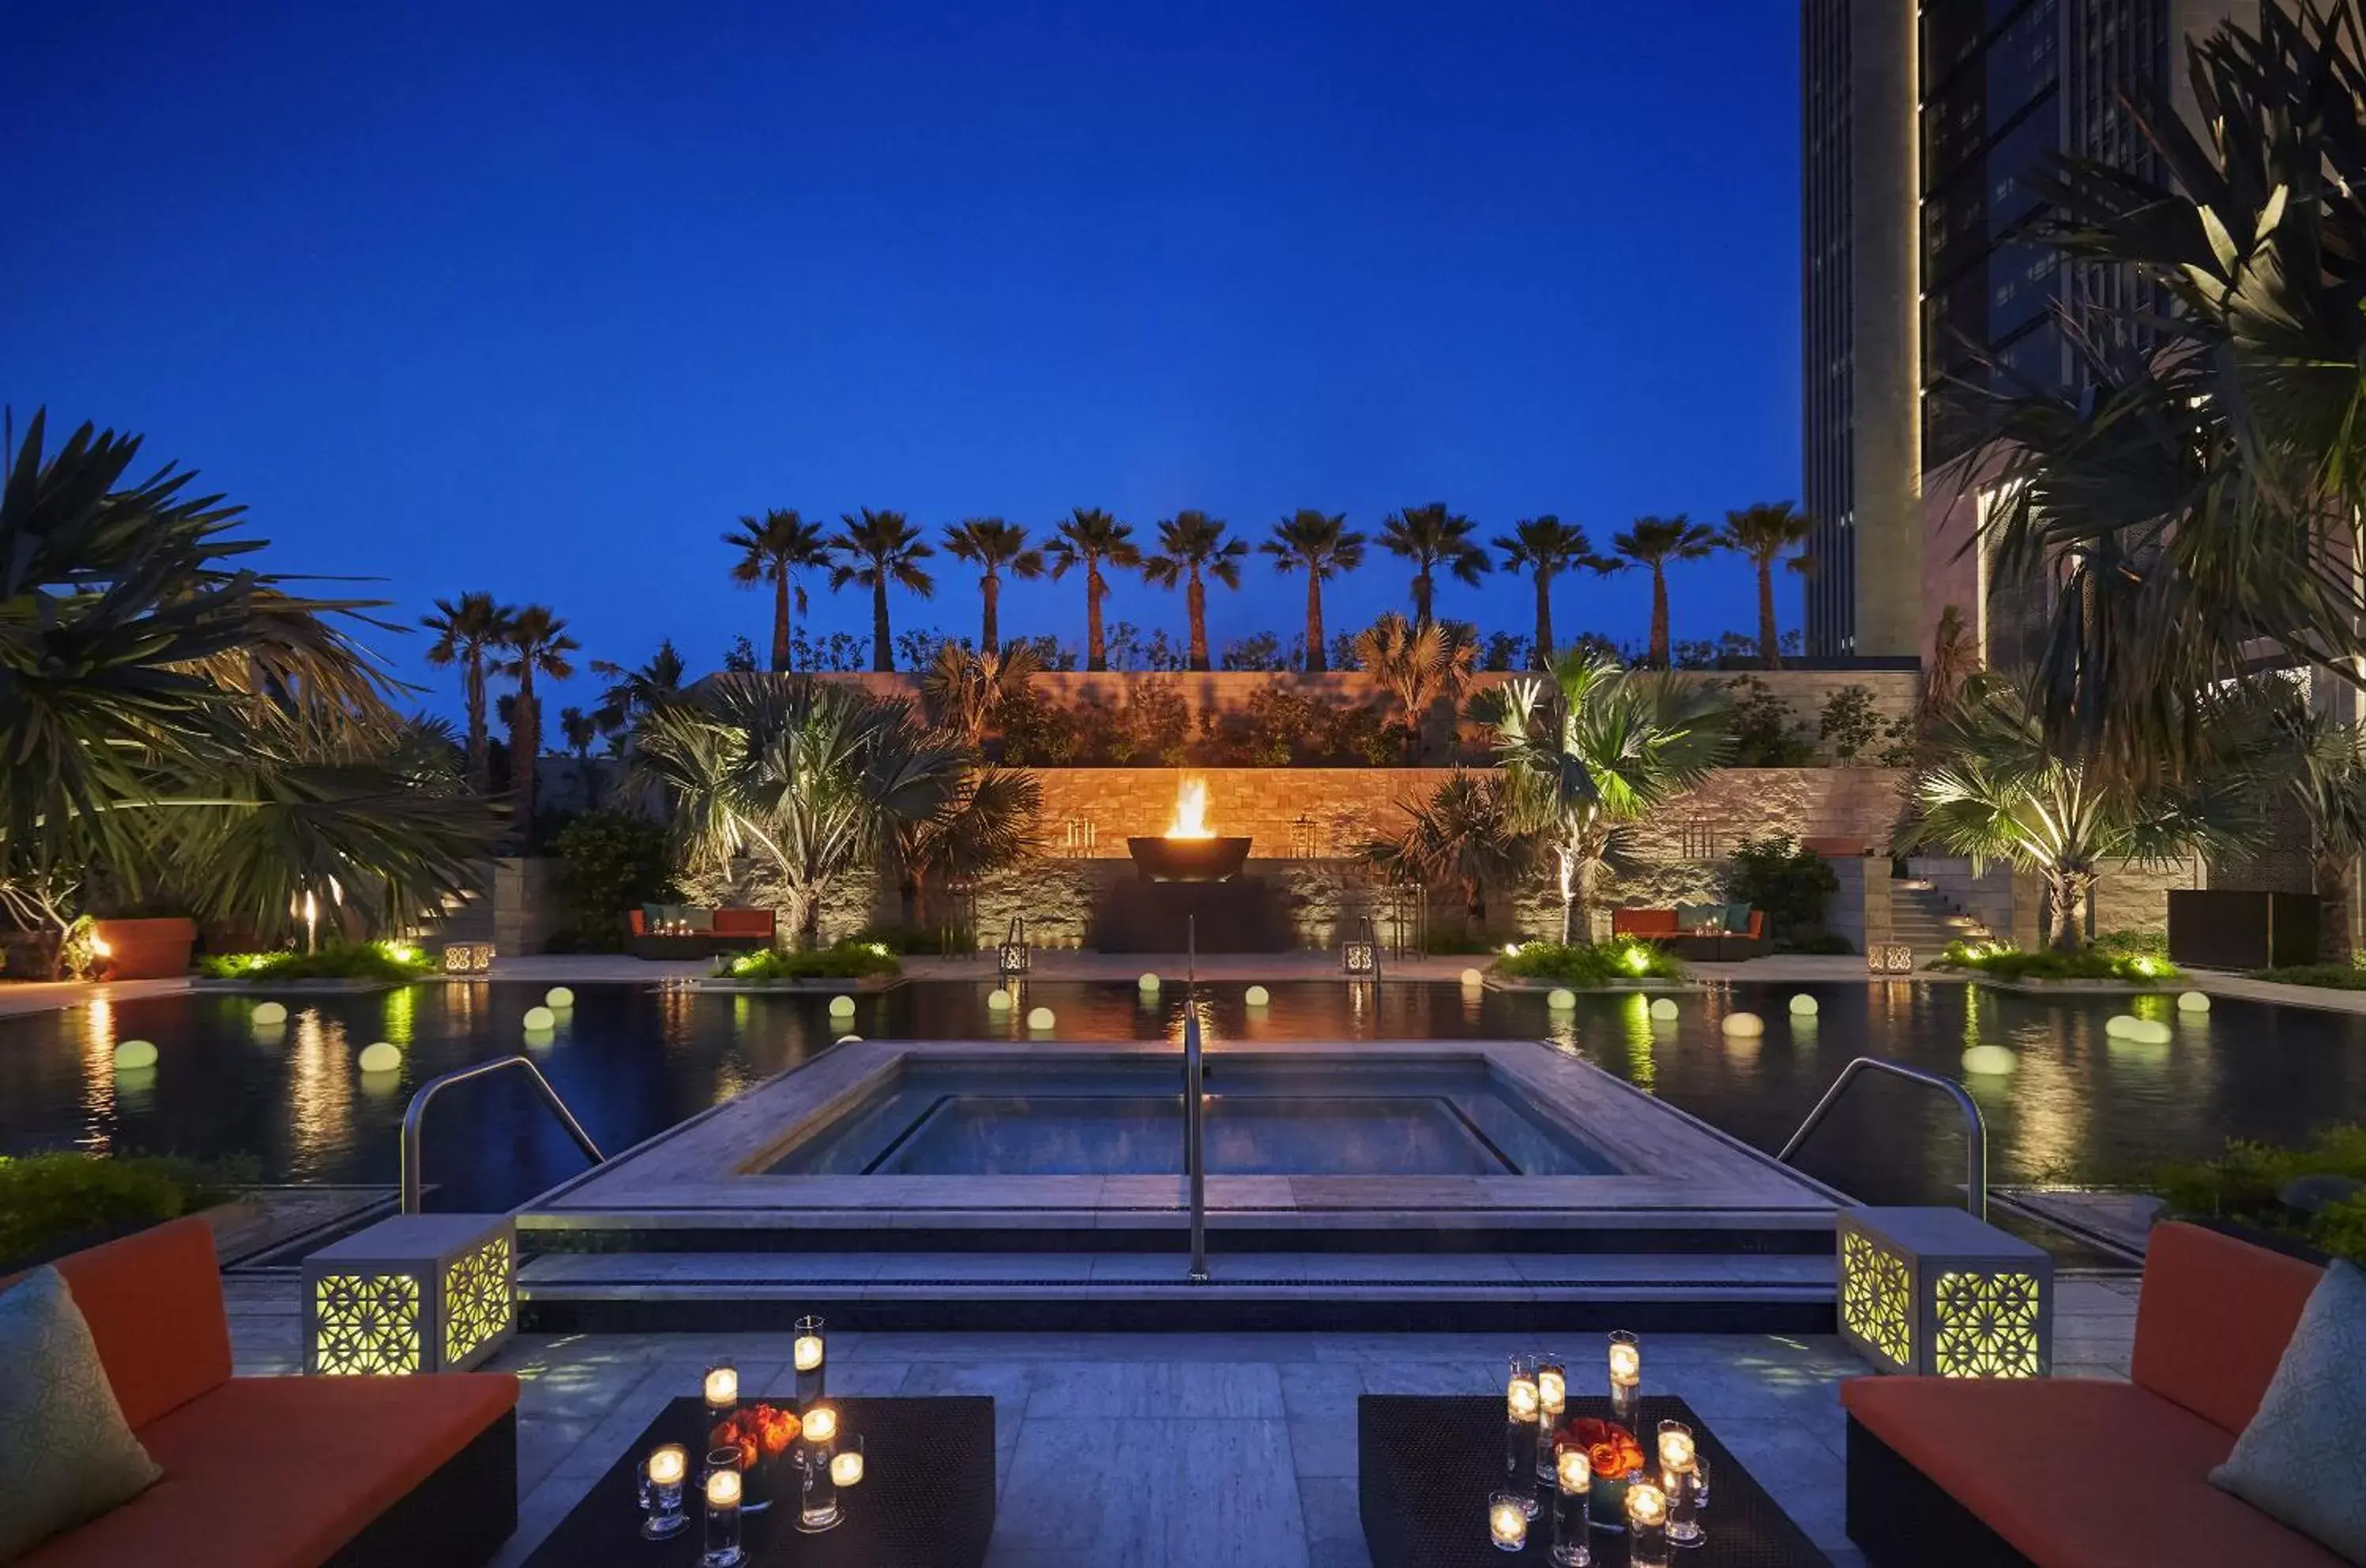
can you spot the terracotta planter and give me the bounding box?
[92,917,197,980]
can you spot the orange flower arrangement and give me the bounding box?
[1552,1416,1646,1479]
[710,1403,801,1471]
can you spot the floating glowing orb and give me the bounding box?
[522,1006,557,1032]
[357,1041,402,1074]
[1721,1011,1765,1037]
[2177,991,2210,1013]
[1138,972,1161,992]
[836,1034,861,1045]
[1026,1006,1055,1030]
[2104,1014,2138,1039]
[1789,995,1819,1017]
[828,995,856,1017]
[1244,985,1270,1007]
[1460,968,1484,988]
[1649,998,1680,1021]
[987,987,1012,1010]
[1961,1043,2018,1076]
[2125,1019,2173,1046]
[545,987,575,1010]
[252,1002,288,1027]
[1546,987,1577,1011]
[114,1040,158,1071]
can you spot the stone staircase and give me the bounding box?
[1888,878,1991,959]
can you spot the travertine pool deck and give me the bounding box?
[221,1272,2144,1568]
[521,1038,1848,1233]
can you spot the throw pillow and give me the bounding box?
[1674,902,1721,933]
[2211,1258,2366,1562]
[0,1267,162,1559]
[1725,902,1755,934]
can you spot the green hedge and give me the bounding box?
[2251,961,2366,991]
[1932,940,2179,983]
[1494,939,1687,985]
[713,941,902,981]
[0,1152,253,1266]
[198,941,438,983]
[2146,1127,2366,1266]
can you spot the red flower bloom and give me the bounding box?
[1552,1416,1645,1478]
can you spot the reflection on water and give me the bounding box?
[1,980,2364,1210]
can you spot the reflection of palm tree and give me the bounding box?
[1142,511,1247,671]
[829,509,935,672]
[498,605,579,837]
[1492,517,1612,668]
[941,517,1044,654]
[1611,516,1717,667]
[1261,510,1366,672]
[1717,502,1815,668]
[1379,502,1489,626]
[423,591,517,792]
[1044,508,1141,672]
[1352,612,1474,762]
[724,509,830,673]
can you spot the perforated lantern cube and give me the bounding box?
[442,942,495,976]
[303,1214,515,1375]
[1838,1207,2052,1378]
[1341,939,1378,976]
[1867,942,1915,975]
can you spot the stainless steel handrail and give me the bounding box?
[1777,1056,1989,1222]
[400,1055,605,1215]
[1186,916,1209,1283]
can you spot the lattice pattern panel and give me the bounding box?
[1841,1230,1913,1369]
[442,1233,512,1367]
[1932,1269,2043,1378]
[314,1272,422,1375]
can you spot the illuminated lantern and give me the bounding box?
[1838,1208,2052,1378]
[304,1216,515,1375]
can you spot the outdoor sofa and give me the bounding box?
[1843,1220,2338,1567]
[16,1216,518,1567]
[626,904,777,959]
[1611,904,1767,960]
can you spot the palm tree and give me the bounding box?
[893,765,1040,932]
[422,591,517,792]
[498,605,579,837]
[1044,508,1141,672]
[1364,770,1537,935]
[2292,716,2366,961]
[1899,679,2254,952]
[1262,510,1366,673]
[1718,502,1815,668]
[1611,516,1718,667]
[723,508,829,673]
[632,681,961,947]
[941,517,1044,653]
[1379,503,1490,626]
[1920,605,1981,728]
[589,640,687,735]
[559,705,599,809]
[1352,612,1474,762]
[829,509,935,672]
[1493,516,1612,667]
[920,641,1043,752]
[1486,650,1733,942]
[1141,511,1247,671]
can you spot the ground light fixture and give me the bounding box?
[303,1214,516,1375]
[1838,1207,2053,1378]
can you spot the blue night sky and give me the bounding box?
[4,2,1800,710]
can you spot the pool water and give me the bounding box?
[766,1059,1615,1176]
[5,979,2364,1210]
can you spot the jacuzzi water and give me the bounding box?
[764,1058,1616,1177]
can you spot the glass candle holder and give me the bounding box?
[1533,1357,1568,1485]
[1550,1444,1592,1567]
[793,1314,827,1408]
[1488,1491,1529,1552]
[1504,1355,1540,1517]
[1607,1331,1641,1427]
[703,1361,739,1420]
[702,1450,744,1568]
[641,1443,689,1540]
[1625,1479,1669,1568]
[1657,1421,1702,1547]
[829,1433,865,1489]
[798,1434,842,1533]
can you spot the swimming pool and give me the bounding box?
[765,1058,1616,1176]
[6,978,2365,1209]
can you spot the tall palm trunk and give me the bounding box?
[2319,852,2357,961]
[1085,562,1107,671]
[871,577,893,671]
[2045,868,2093,953]
[1303,575,1327,672]
[1755,556,1781,669]
[1412,567,1435,628]
[514,673,540,837]
[1186,571,1209,671]
[464,654,490,793]
[1647,566,1671,667]
[770,572,792,673]
[980,571,1002,654]
[1532,571,1555,668]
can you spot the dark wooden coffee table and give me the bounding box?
[521,1396,995,1567]
[1359,1395,1831,1566]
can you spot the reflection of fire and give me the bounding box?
[1166,776,1214,839]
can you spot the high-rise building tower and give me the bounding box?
[1801,0,2253,663]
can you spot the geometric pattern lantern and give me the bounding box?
[442,942,495,976]
[997,916,1032,979]
[1866,942,1915,975]
[303,1214,516,1375]
[1838,1206,2052,1378]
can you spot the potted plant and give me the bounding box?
[89,900,199,980]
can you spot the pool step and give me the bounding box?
[514,1250,1837,1334]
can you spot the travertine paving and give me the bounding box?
[226,1272,2141,1568]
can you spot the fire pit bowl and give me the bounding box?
[1127,836,1252,883]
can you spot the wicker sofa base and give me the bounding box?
[628,933,771,961]
[1845,1415,2031,1568]
[328,1408,517,1568]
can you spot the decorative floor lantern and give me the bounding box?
[997,916,1032,979]
[442,942,495,976]
[1866,942,1915,976]
[303,1215,516,1375]
[1838,1207,2052,1378]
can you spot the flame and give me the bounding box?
[1166,776,1213,839]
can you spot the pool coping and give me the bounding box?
[519,1037,1850,1231]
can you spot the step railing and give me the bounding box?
[400,1055,605,1214]
[1777,1057,1988,1222]
[1185,916,1209,1284]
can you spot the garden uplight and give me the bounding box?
[1623,946,1650,975]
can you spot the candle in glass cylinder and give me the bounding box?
[1537,1362,1567,1416]
[829,1448,863,1487]
[1658,1426,1695,1476]
[1488,1493,1529,1551]
[1608,1336,1640,1389]
[803,1405,838,1445]
[650,1446,687,1487]
[1626,1479,1670,1568]
[706,1468,743,1510]
[1555,1446,1590,1495]
[704,1363,739,1412]
[795,1332,825,1374]
[1506,1373,1541,1423]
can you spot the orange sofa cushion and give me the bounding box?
[709,908,776,938]
[1612,909,1680,938]
[49,1217,231,1430]
[21,1373,518,1568]
[1843,1376,2342,1568]
[2131,1221,2324,1435]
